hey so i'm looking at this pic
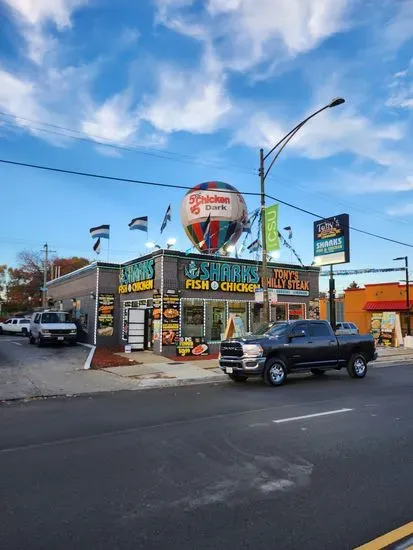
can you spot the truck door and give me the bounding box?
[287,322,313,369]
[308,322,339,367]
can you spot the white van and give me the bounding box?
[29,310,77,347]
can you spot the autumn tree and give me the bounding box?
[347,281,360,289]
[5,251,90,312]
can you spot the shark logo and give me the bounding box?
[185,261,200,279]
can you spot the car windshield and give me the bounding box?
[41,312,69,324]
[254,322,289,336]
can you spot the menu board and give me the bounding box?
[381,312,396,347]
[370,312,383,344]
[152,294,162,343]
[162,294,180,346]
[176,337,209,357]
[224,314,246,339]
[97,294,114,337]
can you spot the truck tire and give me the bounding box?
[347,354,367,379]
[21,328,28,337]
[228,373,248,383]
[37,335,44,348]
[264,358,287,387]
[311,368,325,376]
[29,333,35,345]
[0,327,3,335]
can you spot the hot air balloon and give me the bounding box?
[181,181,248,254]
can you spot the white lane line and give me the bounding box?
[10,341,23,346]
[273,408,353,424]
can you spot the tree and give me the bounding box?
[347,281,360,289]
[4,251,90,312]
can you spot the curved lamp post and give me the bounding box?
[259,98,345,323]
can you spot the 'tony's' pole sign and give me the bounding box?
[313,214,350,266]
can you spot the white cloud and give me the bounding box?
[82,92,140,143]
[156,0,353,73]
[233,106,404,167]
[383,0,413,52]
[3,0,87,64]
[386,60,413,109]
[336,172,413,195]
[387,200,413,216]
[141,50,232,134]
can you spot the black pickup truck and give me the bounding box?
[219,320,377,386]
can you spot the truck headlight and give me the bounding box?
[41,330,50,335]
[70,330,77,334]
[242,344,263,357]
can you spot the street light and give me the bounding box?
[259,97,346,322]
[393,256,410,336]
[166,237,177,249]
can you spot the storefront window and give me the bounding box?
[271,304,287,322]
[229,301,248,332]
[205,302,225,341]
[288,303,305,320]
[182,299,204,338]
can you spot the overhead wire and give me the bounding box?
[1,111,410,229]
[1,157,413,251]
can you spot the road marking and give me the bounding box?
[273,408,353,424]
[10,341,22,346]
[354,521,413,549]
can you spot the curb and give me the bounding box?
[135,374,227,389]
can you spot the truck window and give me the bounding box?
[309,323,331,337]
[291,322,308,337]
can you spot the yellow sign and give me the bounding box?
[185,279,260,293]
[118,279,154,294]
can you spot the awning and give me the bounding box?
[364,300,413,311]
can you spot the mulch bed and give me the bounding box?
[92,348,142,369]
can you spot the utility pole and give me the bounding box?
[329,265,336,331]
[259,148,269,324]
[42,243,48,308]
[406,257,410,336]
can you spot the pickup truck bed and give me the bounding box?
[219,319,377,387]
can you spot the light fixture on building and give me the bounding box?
[166,237,177,249]
[89,292,96,300]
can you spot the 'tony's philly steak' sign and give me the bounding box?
[184,260,311,296]
[118,259,154,294]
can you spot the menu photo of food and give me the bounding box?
[97,294,115,337]
[162,294,180,346]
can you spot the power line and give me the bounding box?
[1,156,412,250]
[1,111,410,229]
[0,112,257,176]
[265,193,413,249]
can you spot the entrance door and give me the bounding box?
[127,308,146,350]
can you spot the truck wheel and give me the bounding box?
[37,336,44,348]
[264,358,287,387]
[311,368,325,376]
[29,333,35,345]
[21,328,28,337]
[347,354,367,379]
[0,327,3,335]
[228,373,248,383]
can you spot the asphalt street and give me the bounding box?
[0,363,413,550]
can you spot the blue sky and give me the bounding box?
[1,0,413,292]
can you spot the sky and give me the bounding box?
[1,0,413,292]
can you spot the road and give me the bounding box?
[0,363,413,549]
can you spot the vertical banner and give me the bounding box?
[161,294,180,345]
[265,204,280,252]
[97,294,114,337]
[152,294,162,343]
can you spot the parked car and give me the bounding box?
[335,322,359,335]
[29,310,77,347]
[0,317,30,336]
[219,319,376,386]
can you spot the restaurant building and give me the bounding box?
[320,281,413,337]
[47,250,320,356]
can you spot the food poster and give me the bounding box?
[162,294,180,345]
[381,312,396,347]
[152,295,162,343]
[97,294,114,337]
[176,337,209,357]
[370,312,383,344]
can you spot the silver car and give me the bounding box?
[335,322,359,335]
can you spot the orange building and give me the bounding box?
[320,282,413,335]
